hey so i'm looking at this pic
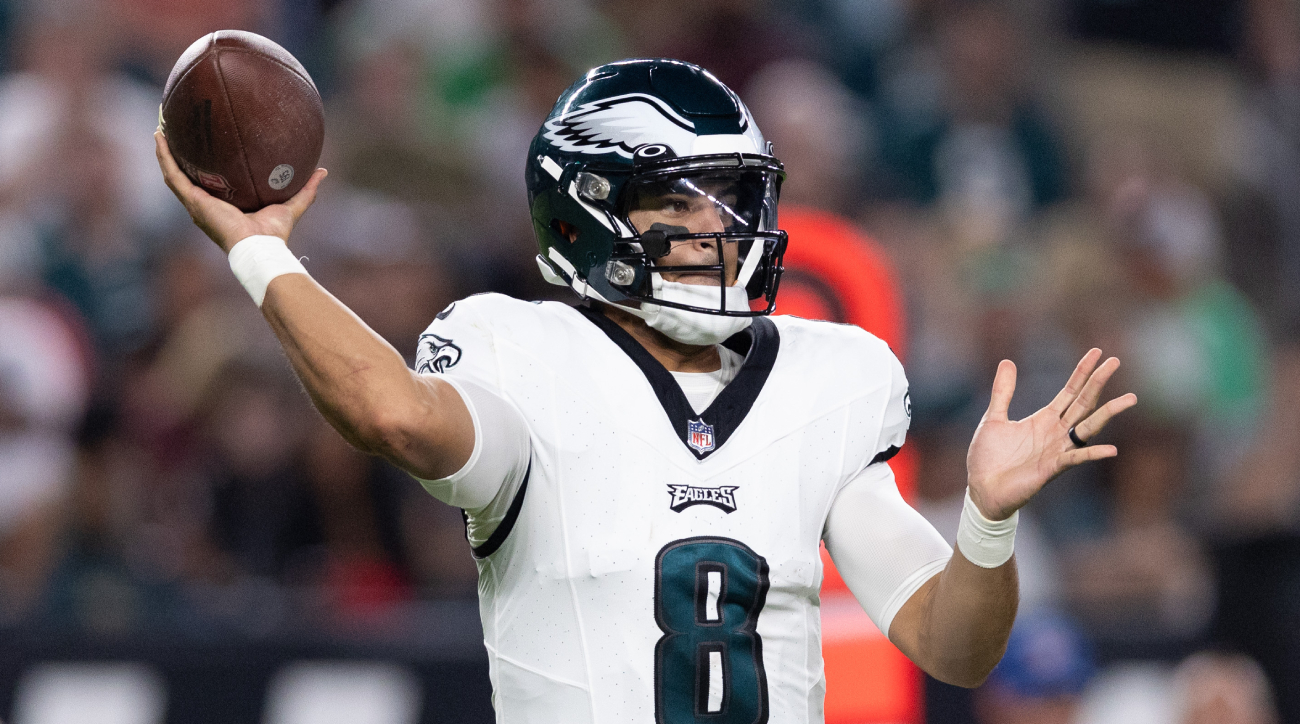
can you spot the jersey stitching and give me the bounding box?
[811,404,855,698]
[807,404,856,700]
[547,371,601,721]
[826,405,855,526]
[483,598,503,718]
[470,459,530,558]
[493,650,592,690]
[484,316,507,722]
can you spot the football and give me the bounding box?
[160,30,324,212]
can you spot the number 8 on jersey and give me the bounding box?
[654,537,771,724]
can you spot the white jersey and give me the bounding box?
[413,293,950,724]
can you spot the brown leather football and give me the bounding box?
[161,30,324,212]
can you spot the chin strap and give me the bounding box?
[625,274,753,346]
[544,251,756,346]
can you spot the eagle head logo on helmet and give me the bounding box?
[525,59,788,346]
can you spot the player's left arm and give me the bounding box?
[886,350,1136,686]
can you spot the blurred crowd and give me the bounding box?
[0,0,1298,722]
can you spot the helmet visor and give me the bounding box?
[622,169,779,236]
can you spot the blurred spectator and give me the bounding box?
[197,361,319,583]
[1063,418,1214,648]
[326,37,477,206]
[782,0,915,101]
[1079,129,1269,522]
[881,0,1068,244]
[37,404,191,635]
[0,0,176,233]
[974,611,1095,724]
[112,0,267,82]
[1233,0,1300,339]
[603,0,806,91]
[37,125,161,362]
[1088,131,1266,425]
[0,2,189,367]
[1076,650,1278,724]
[400,487,479,600]
[301,417,413,621]
[450,34,587,298]
[1177,652,1279,724]
[0,297,89,620]
[1209,345,1300,723]
[325,13,561,298]
[289,183,459,348]
[1215,346,1300,534]
[746,59,878,214]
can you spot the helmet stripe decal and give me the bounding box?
[547,246,578,277]
[539,155,563,180]
[567,180,615,232]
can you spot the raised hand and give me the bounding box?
[966,349,1137,521]
[154,129,326,253]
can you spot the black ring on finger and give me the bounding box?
[1068,426,1088,448]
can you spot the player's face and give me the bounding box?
[626,177,743,286]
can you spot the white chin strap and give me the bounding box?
[626,274,753,346]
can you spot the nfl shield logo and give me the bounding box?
[687,419,715,454]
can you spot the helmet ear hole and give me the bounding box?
[552,219,580,243]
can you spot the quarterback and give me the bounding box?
[155,59,1134,723]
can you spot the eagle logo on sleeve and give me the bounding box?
[416,334,462,374]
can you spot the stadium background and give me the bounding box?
[0,0,1296,722]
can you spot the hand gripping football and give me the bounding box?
[160,30,325,212]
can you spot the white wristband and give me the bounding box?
[956,488,1018,568]
[228,235,308,307]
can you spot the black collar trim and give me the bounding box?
[577,306,780,460]
[467,458,531,559]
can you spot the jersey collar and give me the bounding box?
[577,305,780,460]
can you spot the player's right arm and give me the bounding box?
[154,129,474,481]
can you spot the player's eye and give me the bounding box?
[655,196,692,214]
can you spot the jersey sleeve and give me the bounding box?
[872,349,911,465]
[411,298,532,548]
[414,299,500,390]
[822,462,952,637]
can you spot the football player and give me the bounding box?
[155,59,1135,724]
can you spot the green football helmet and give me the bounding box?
[526,58,787,316]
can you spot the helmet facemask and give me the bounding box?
[601,152,786,317]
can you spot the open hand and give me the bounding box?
[154,129,327,254]
[967,349,1137,521]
